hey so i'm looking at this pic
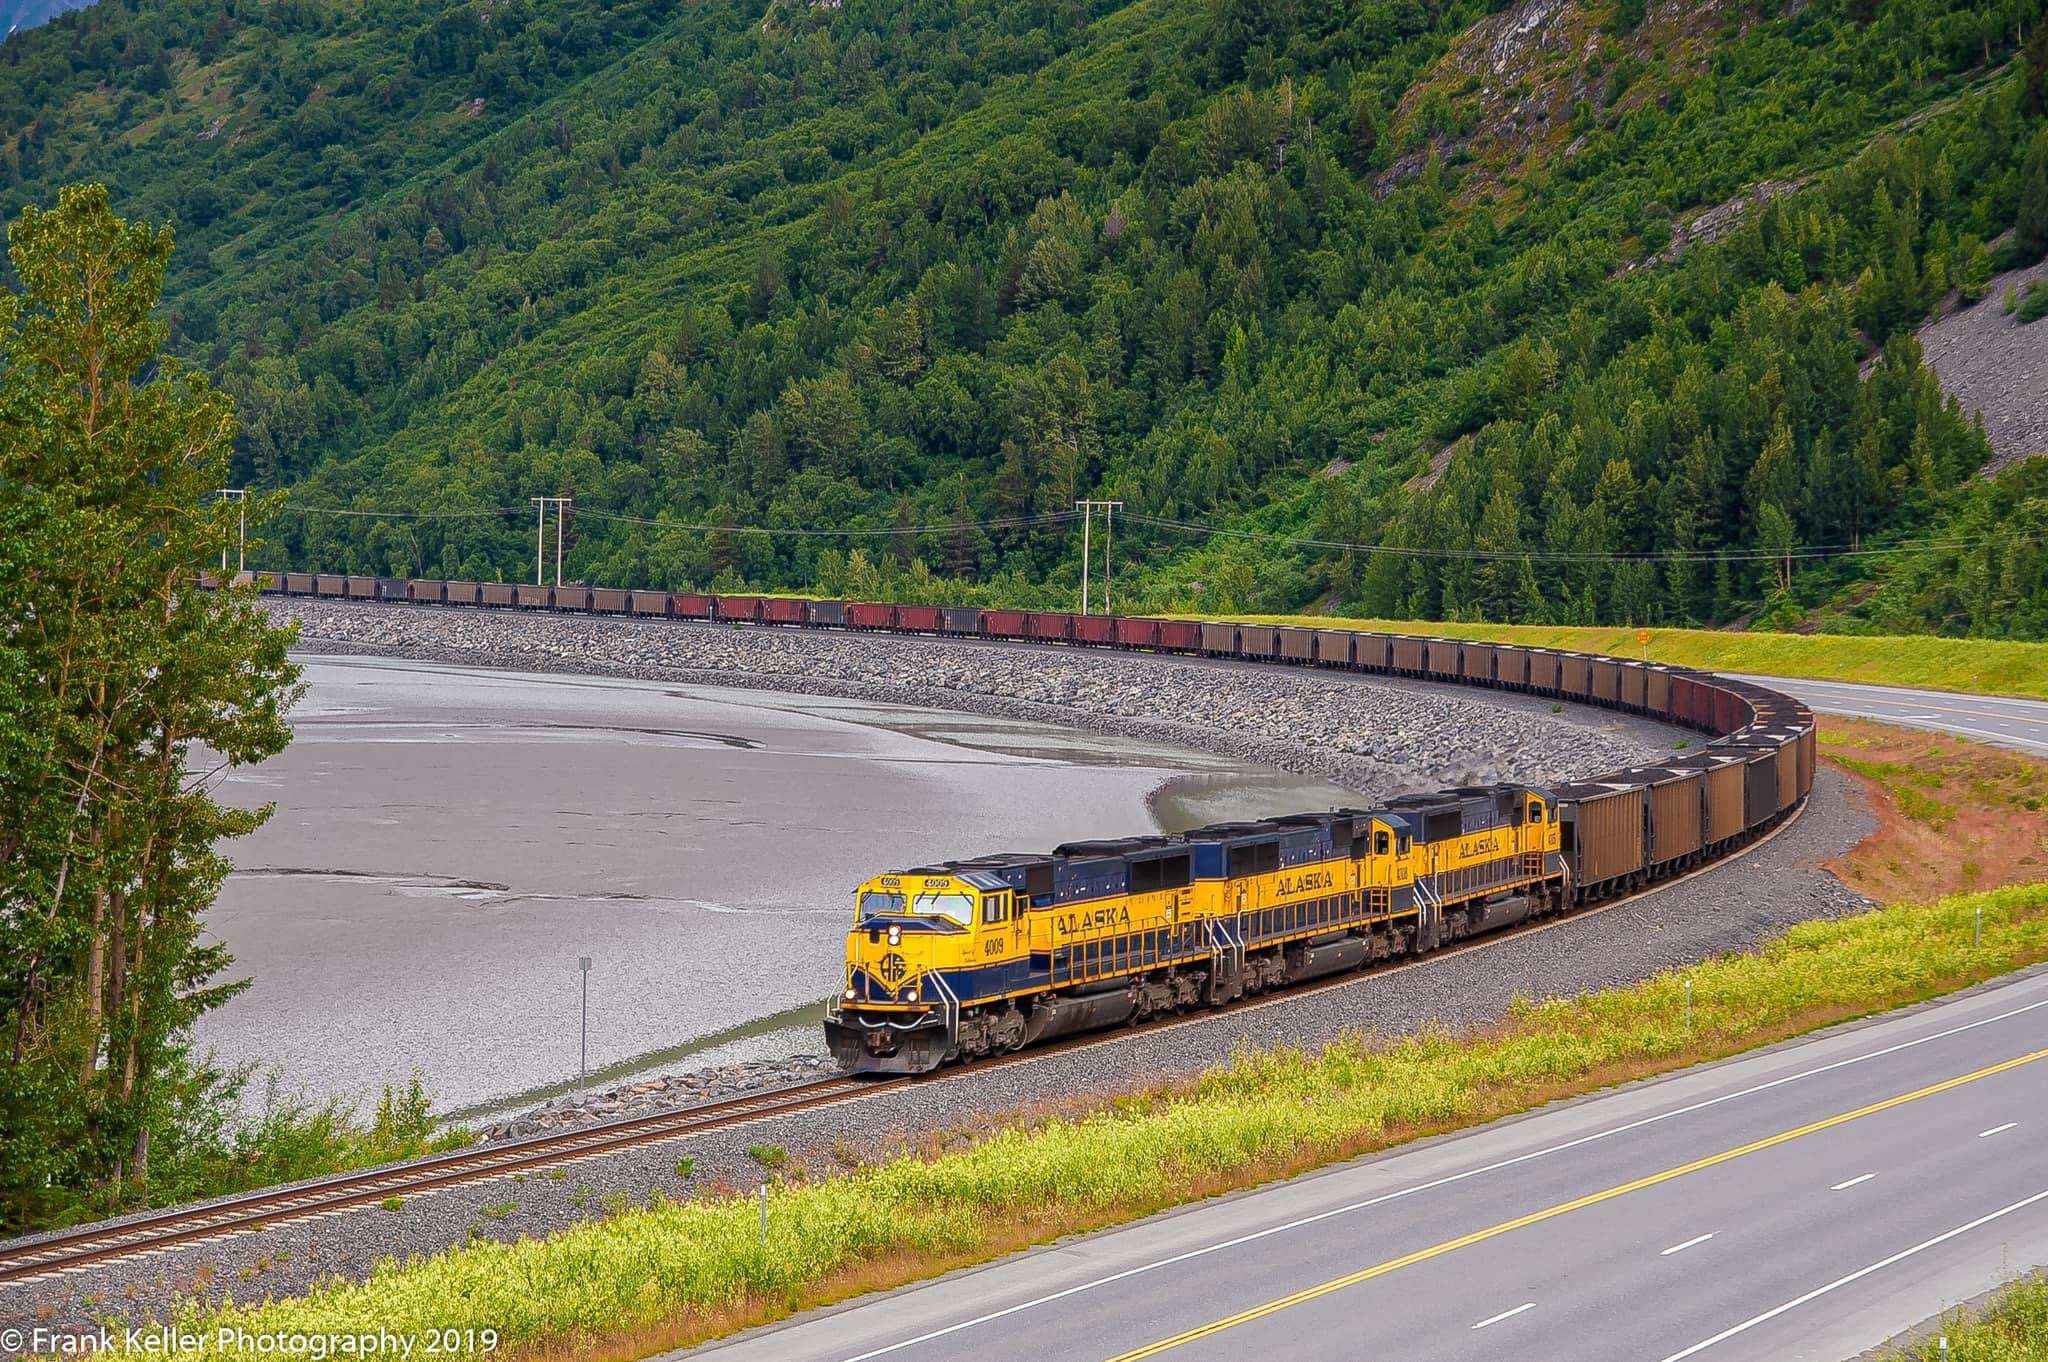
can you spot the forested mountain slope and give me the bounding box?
[7,0,2047,633]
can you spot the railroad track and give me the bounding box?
[0,803,1802,1288]
[0,1075,878,1285]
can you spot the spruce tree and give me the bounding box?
[0,187,299,1229]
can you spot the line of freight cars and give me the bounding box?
[252,571,1816,907]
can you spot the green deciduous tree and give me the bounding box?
[0,186,300,1232]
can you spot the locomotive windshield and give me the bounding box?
[858,890,906,917]
[909,891,975,925]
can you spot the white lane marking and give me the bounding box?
[835,990,2048,1362]
[1980,1122,2018,1137]
[1831,1173,1877,1191]
[1655,1187,2048,1362]
[1901,713,1945,722]
[1661,1233,1716,1256]
[1471,1302,1536,1330]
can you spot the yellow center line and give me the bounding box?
[1101,1045,2048,1362]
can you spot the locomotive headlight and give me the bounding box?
[844,988,856,1000]
[887,924,901,946]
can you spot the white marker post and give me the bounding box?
[759,1183,769,1250]
[1684,978,1693,1030]
[578,956,592,1097]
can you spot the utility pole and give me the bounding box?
[217,488,248,573]
[1078,501,1091,616]
[532,496,572,587]
[1074,499,1123,615]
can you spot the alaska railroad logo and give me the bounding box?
[878,953,908,984]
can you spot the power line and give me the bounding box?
[270,503,1081,538]
[1118,512,2048,565]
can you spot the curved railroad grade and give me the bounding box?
[0,803,1805,1289]
[0,1077,873,1286]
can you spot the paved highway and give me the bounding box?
[1737,674,2048,756]
[682,968,2048,1362]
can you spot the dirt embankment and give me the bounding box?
[1822,716,2048,902]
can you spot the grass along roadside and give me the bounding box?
[1881,1274,2048,1360]
[106,882,2048,1361]
[1222,615,2048,700]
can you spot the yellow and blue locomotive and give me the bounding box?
[824,783,1564,1073]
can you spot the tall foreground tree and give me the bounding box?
[0,186,299,1231]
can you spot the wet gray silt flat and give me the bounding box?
[200,657,1357,1114]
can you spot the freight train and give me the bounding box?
[244,571,1817,1074]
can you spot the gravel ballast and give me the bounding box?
[1,604,1873,1332]
[258,599,1681,798]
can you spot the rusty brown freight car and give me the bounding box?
[1559,654,1590,698]
[1234,626,1279,659]
[1645,666,1671,717]
[1278,627,1315,662]
[1114,616,1161,648]
[1797,727,1816,798]
[898,605,945,633]
[283,572,317,595]
[1557,781,1646,898]
[1494,645,1529,690]
[1590,659,1621,704]
[1200,622,1238,655]
[1314,630,1354,667]
[1390,636,1426,675]
[1765,730,1799,812]
[847,603,896,630]
[345,576,379,600]
[1637,766,1705,866]
[442,580,481,606]
[981,609,1027,638]
[315,575,348,597]
[1071,614,1115,645]
[1426,641,1461,681]
[553,586,592,611]
[1158,620,1201,651]
[513,584,553,609]
[1459,642,1494,685]
[672,593,714,619]
[481,583,516,607]
[1027,613,1073,641]
[627,590,669,616]
[1352,633,1391,671]
[406,579,445,603]
[717,595,765,622]
[1526,649,1561,694]
[589,588,630,613]
[765,597,808,625]
[1619,662,1647,711]
[1694,752,1748,846]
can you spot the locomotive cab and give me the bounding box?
[825,869,1029,1073]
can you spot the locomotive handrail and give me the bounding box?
[928,969,961,1045]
